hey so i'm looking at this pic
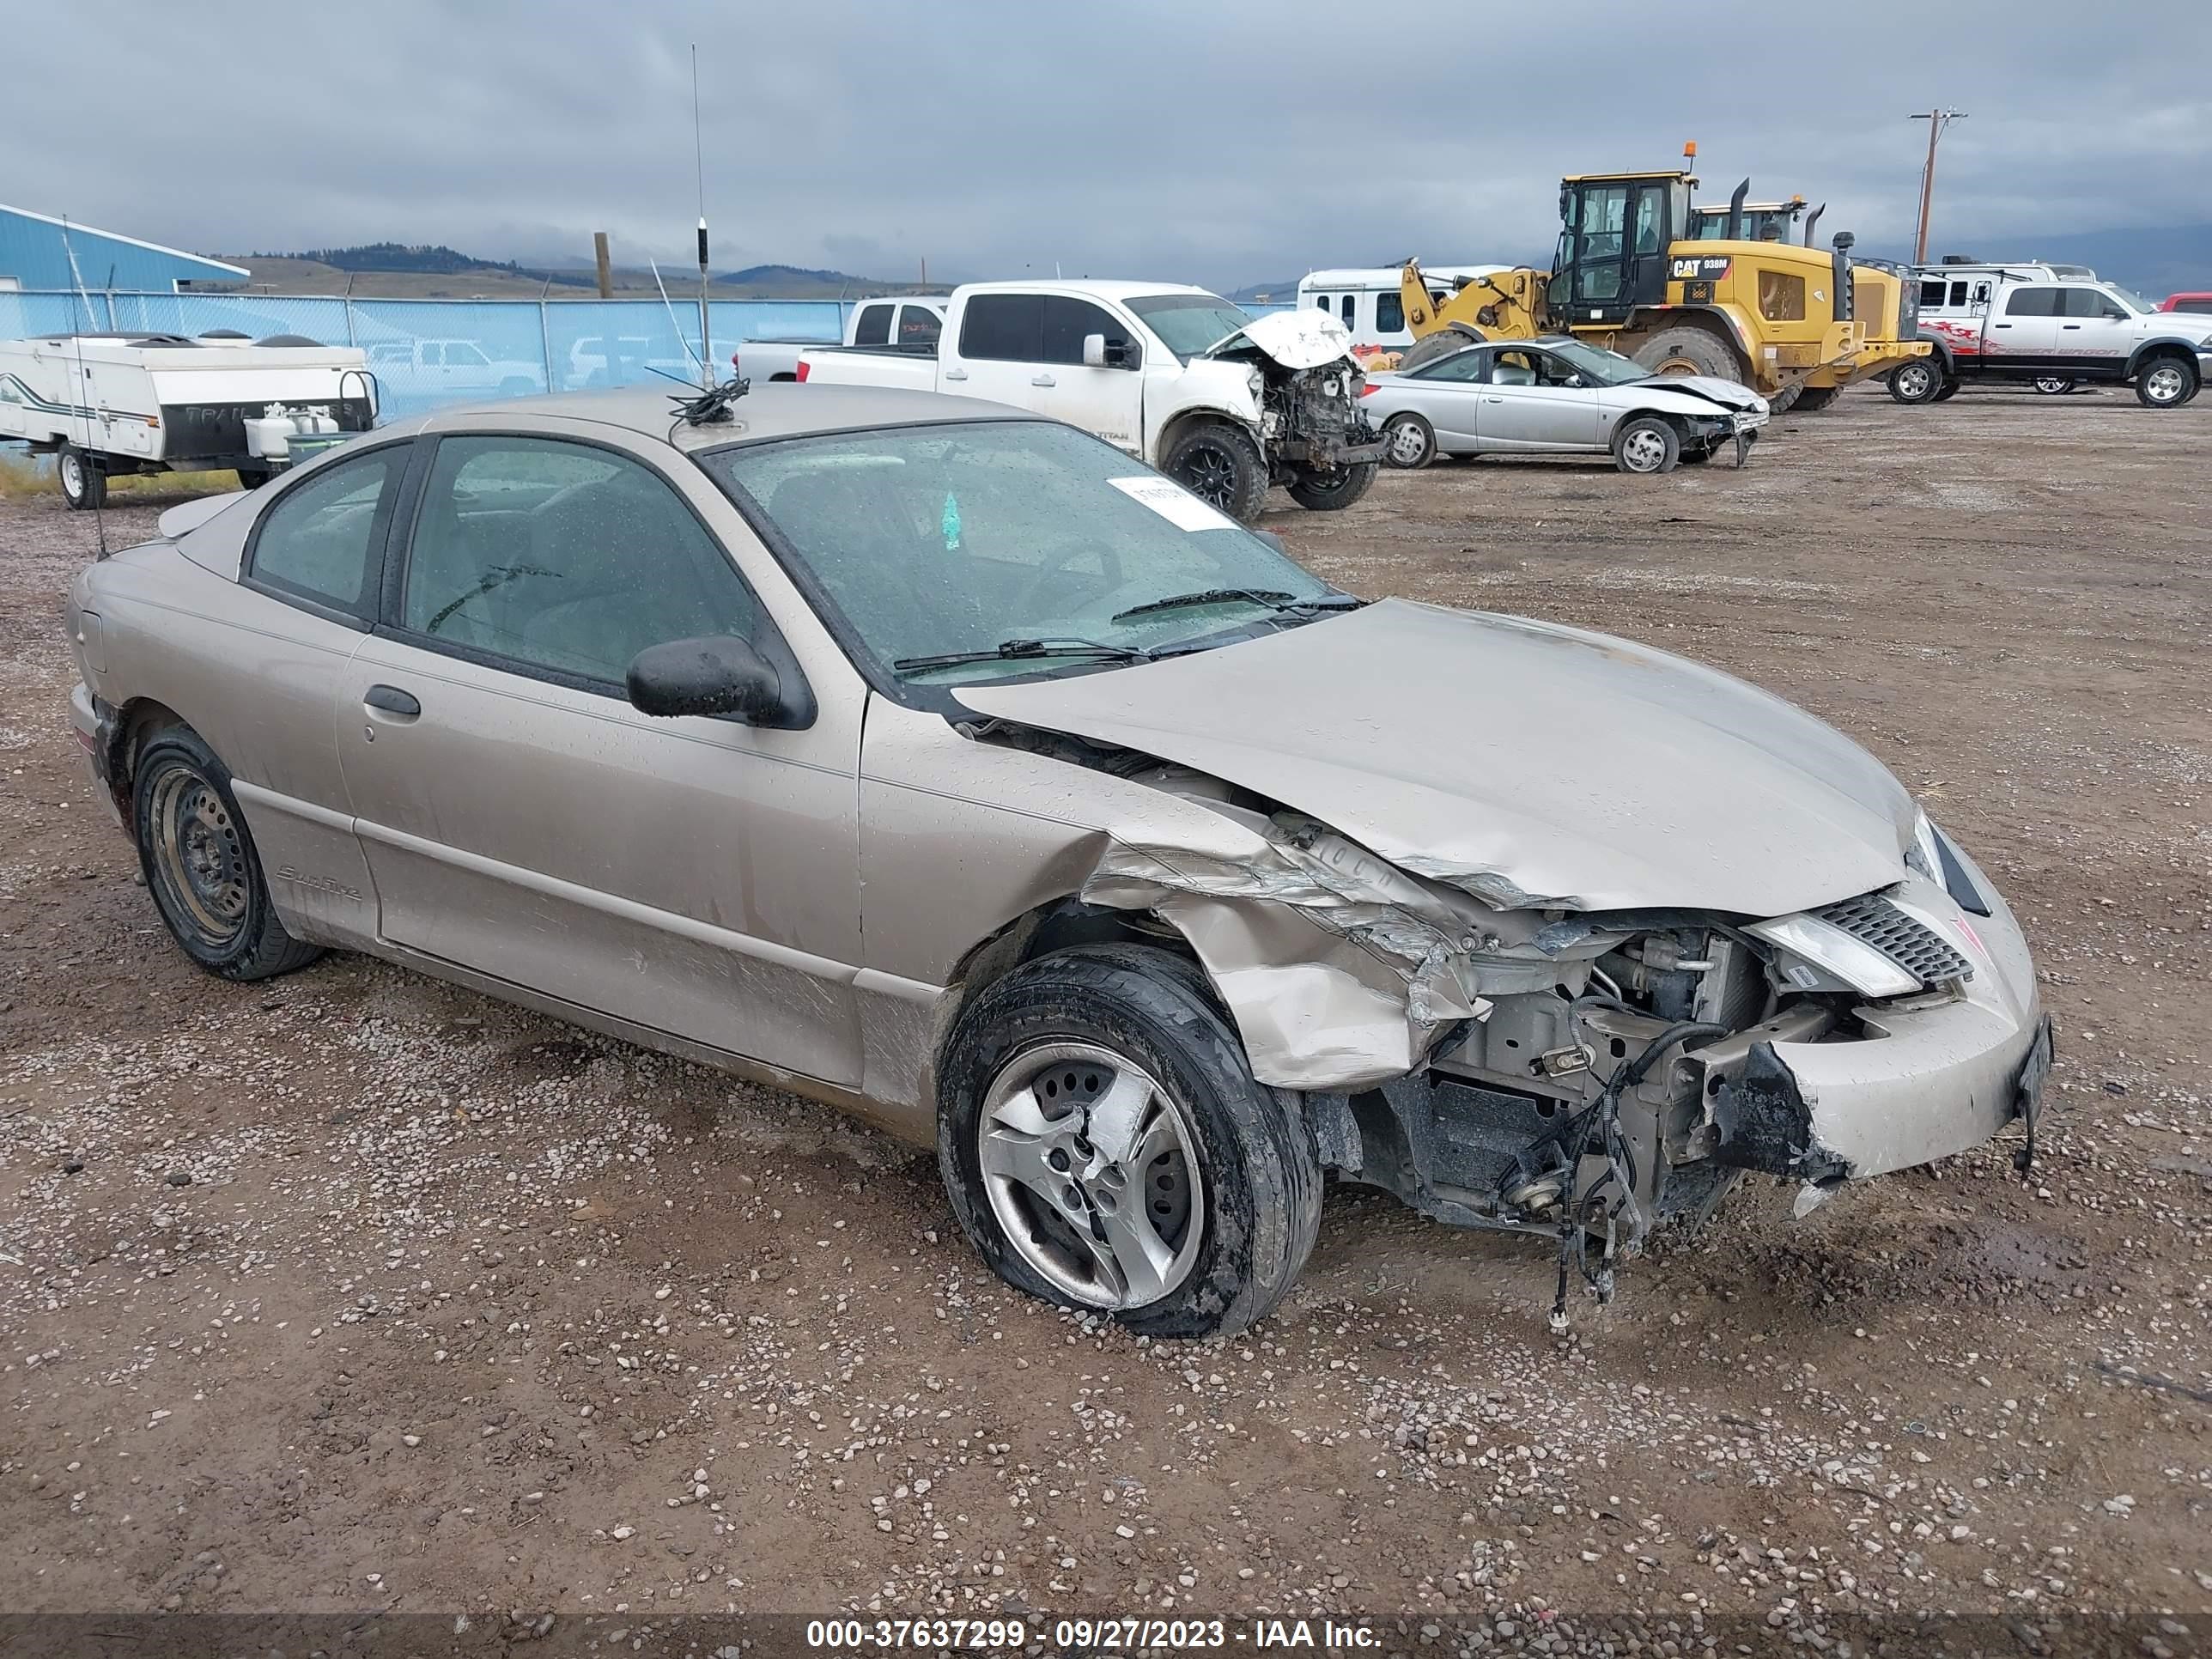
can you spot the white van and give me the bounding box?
[1297,265,1510,353]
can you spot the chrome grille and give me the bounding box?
[1814,892,1973,987]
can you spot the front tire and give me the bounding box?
[2136,355,2198,408]
[1160,421,1268,524]
[1380,412,1436,469]
[1613,416,1680,475]
[132,726,322,981]
[1285,460,1376,511]
[58,446,106,510]
[1887,360,1944,404]
[938,946,1322,1339]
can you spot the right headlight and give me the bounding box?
[1744,912,1921,999]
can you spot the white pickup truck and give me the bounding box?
[796,281,1381,522]
[740,295,948,383]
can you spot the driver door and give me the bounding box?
[337,429,867,1086]
[1476,349,1603,450]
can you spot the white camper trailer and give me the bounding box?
[0,331,376,507]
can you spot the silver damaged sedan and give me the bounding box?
[64,383,2050,1336]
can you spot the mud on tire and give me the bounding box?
[937,945,1322,1339]
[131,726,323,981]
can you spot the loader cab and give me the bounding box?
[1549,171,1693,324]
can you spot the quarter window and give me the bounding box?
[400,436,757,685]
[1413,349,1490,383]
[958,293,1046,362]
[1376,291,1405,333]
[246,445,407,619]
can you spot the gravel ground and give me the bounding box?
[1,382,2208,1655]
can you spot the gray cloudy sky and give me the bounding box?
[10,0,2209,289]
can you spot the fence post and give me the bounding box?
[343,298,357,347]
[540,301,555,392]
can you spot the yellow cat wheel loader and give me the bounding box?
[1400,157,1929,412]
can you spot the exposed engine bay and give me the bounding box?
[1205,311,1383,482]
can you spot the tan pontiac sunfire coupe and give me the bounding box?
[65,383,2050,1336]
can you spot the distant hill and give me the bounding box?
[255,242,516,276]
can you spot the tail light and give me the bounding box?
[1359,383,1379,397]
[795,360,811,383]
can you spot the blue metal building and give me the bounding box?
[0,202,247,294]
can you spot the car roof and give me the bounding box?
[954,279,1220,302]
[414,381,1037,452]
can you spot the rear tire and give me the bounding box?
[2032,375,2077,395]
[131,726,322,982]
[1932,379,1960,402]
[2136,355,2197,408]
[1887,360,1944,404]
[1285,460,1376,511]
[1632,325,1749,387]
[1790,385,1843,412]
[1161,420,1268,525]
[938,945,1322,1339]
[1380,412,1436,469]
[58,446,106,510]
[1613,416,1680,475]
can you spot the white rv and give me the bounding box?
[0,331,375,507]
[1297,265,1511,353]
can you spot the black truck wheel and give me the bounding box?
[2136,354,2198,408]
[1790,385,1844,412]
[1161,421,1268,525]
[1285,460,1376,511]
[1633,326,1750,387]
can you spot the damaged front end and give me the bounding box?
[1205,310,1382,487]
[963,717,2050,1311]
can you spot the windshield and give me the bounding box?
[1546,337,1656,386]
[1126,293,1255,362]
[701,421,1340,696]
[2107,285,2158,315]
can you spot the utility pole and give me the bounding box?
[1910,108,1966,264]
[593,231,614,299]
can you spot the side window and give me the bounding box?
[2182,298,2212,314]
[419,342,443,366]
[246,446,407,619]
[1313,294,1332,311]
[1632,187,1663,254]
[1376,291,1405,334]
[1340,295,1355,325]
[1041,297,1133,366]
[898,305,942,348]
[1491,350,1539,386]
[1972,283,1990,305]
[1919,280,1948,309]
[2005,287,2060,317]
[958,293,1045,362]
[399,437,757,686]
[2064,288,2122,319]
[853,305,892,347]
[1412,349,1488,383]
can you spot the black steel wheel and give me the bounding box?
[132,726,322,981]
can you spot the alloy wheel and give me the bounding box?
[2142,363,2187,405]
[1620,427,1671,473]
[976,1041,1203,1310]
[1178,445,1237,508]
[1895,363,1936,400]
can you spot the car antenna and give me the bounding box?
[648,258,708,387]
[692,43,713,388]
[60,216,107,559]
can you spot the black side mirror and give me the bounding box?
[627,635,805,726]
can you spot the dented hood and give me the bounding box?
[954,599,1915,918]
[1205,308,1357,370]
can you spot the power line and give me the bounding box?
[1910,109,1967,265]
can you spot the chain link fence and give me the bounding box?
[4,288,1295,428]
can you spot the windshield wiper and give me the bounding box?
[1110,587,1360,623]
[892,636,1152,674]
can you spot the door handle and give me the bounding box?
[1484,395,1504,403]
[2061,323,2081,330]
[1030,374,1056,387]
[364,684,420,719]
[944,368,968,381]
[1992,323,2012,329]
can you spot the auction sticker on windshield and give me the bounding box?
[1108,476,1238,533]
